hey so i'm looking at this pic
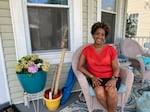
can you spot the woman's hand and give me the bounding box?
[91,76,102,87]
[105,79,116,91]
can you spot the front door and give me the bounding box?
[0,34,10,105]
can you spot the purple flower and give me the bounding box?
[28,64,38,73]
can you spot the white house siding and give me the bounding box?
[0,0,20,104]
[127,0,150,37]
[82,0,97,44]
[44,63,80,92]
[82,0,88,44]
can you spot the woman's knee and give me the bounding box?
[106,87,118,97]
[94,87,105,99]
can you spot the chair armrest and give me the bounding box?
[142,53,150,57]
[135,57,146,74]
[123,56,140,66]
[73,70,92,100]
[125,56,145,73]
[120,67,134,85]
[74,70,90,92]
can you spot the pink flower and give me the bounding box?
[28,64,38,73]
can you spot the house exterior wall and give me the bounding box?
[127,0,150,36]
[0,0,19,103]
[6,0,82,104]
[0,0,126,104]
[82,0,88,44]
[82,0,97,45]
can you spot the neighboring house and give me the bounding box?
[0,0,127,105]
[127,0,150,37]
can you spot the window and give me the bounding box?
[10,0,82,63]
[101,0,116,12]
[101,0,117,43]
[27,0,69,52]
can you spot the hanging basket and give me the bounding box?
[17,71,47,94]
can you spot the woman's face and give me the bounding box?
[93,28,105,45]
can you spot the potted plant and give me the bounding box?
[15,54,50,94]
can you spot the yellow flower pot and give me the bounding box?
[43,89,62,111]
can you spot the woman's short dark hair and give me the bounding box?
[91,22,110,37]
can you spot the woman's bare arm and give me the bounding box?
[78,54,94,79]
[78,54,102,87]
[111,57,120,77]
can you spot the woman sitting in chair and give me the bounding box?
[78,22,121,112]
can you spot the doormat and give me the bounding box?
[0,104,20,112]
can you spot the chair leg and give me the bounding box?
[78,91,86,103]
[120,93,125,112]
[78,91,83,98]
[142,79,144,86]
[121,106,124,112]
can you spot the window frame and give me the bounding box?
[97,0,125,43]
[10,0,82,64]
[27,3,70,52]
[101,0,117,44]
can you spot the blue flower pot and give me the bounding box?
[17,71,47,94]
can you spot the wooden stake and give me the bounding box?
[53,27,68,95]
[54,48,66,95]
[51,64,59,94]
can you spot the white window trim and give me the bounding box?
[115,0,124,41]
[97,0,101,21]
[9,0,82,64]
